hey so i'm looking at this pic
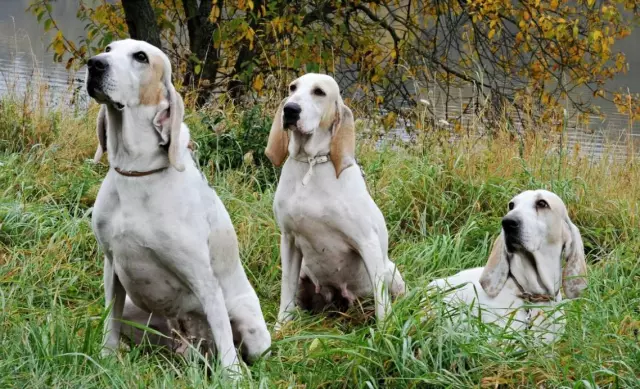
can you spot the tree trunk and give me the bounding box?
[228,45,254,101]
[121,0,163,49]
[227,0,263,101]
[183,0,221,106]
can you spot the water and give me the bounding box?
[0,0,638,160]
[0,0,88,107]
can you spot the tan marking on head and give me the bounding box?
[139,54,165,106]
[319,98,338,129]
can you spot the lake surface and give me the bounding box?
[1,0,638,160]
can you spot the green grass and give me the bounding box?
[0,95,639,388]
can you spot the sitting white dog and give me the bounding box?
[86,39,270,373]
[265,73,406,328]
[429,190,588,343]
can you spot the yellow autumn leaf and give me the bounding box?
[593,30,602,41]
[252,73,264,91]
[488,29,496,39]
[587,0,595,6]
[246,27,255,43]
[550,0,558,10]
[209,5,220,22]
[53,31,65,56]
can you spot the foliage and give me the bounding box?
[28,0,640,119]
[1,93,639,387]
[188,105,280,189]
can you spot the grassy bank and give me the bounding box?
[0,95,639,388]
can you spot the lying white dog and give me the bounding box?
[265,73,406,328]
[86,39,270,372]
[429,190,588,343]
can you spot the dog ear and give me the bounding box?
[93,104,108,163]
[165,81,185,172]
[330,101,356,178]
[562,217,588,299]
[479,232,510,297]
[265,98,289,166]
[154,73,185,172]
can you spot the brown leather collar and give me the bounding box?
[113,141,195,177]
[114,166,168,177]
[509,274,556,303]
[517,292,555,303]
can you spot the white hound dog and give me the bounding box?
[86,39,270,373]
[265,73,406,329]
[429,190,588,343]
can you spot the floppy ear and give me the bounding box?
[93,104,108,163]
[562,218,587,299]
[479,232,510,297]
[330,101,356,178]
[165,81,185,172]
[265,98,289,166]
[153,74,185,172]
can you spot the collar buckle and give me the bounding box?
[297,154,330,185]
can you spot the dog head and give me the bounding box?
[480,190,587,299]
[87,39,185,171]
[265,73,355,178]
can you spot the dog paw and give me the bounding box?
[99,345,118,358]
[224,361,244,382]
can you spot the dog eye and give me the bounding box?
[289,84,297,93]
[105,46,111,53]
[313,88,326,96]
[508,202,514,210]
[536,199,549,209]
[133,51,148,63]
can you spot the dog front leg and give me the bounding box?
[170,245,240,376]
[358,239,391,324]
[190,273,239,375]
[102,255,126,356]
[275,233,302,331]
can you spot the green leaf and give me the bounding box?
[44,19,53,32]
[194,64,201,75]
[306,63,320,73]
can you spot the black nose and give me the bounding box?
[501,217,519,234]
[283,103,302,124]
[87,57,109,74]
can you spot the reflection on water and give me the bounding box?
[0,0,87,107]
[0,0,638,159]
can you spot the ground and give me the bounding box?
[0,99,638,388]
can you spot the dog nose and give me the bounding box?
[501,217,519,234]
[283,103,302,123]
[87,57,109,74]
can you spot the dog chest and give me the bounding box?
[113,246,200,317]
